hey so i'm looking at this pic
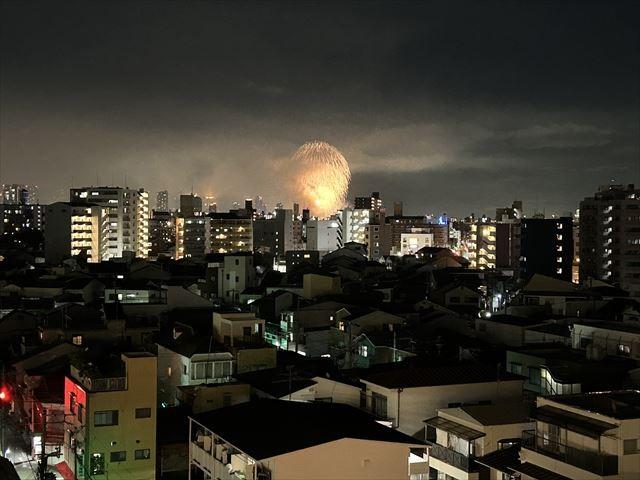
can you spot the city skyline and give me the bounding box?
[1,1,639,216]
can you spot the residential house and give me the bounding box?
[424,403,533,480]
[62,352,157,480]
[188,400,428,480]
[359,364,524,436]
[519,390,640,479]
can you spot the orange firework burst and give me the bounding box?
[292,140,351,218]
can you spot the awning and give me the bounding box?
[511,462,573,480]
[475,445,519,473]
[534,405,616,438]
[54,461,75,480]
[424,416,485,441]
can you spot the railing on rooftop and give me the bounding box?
[81,376,127,392]
[522,430,618,477]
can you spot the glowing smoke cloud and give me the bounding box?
[292,140,351,218]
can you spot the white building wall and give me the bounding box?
[363,380,524,437]
[264,437,424,480]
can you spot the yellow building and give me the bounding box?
[63,352,157,480]
[469,222,497,269]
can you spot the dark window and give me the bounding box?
[243,326,251,337]
[235,259,239,265]
[371,392,387,418]
[77,403,84,424]
[624,439,640,454]
[110,451,126,462]
[94,410,118,427]
[69,392,77,414]
[529,366,541,386]
[135,449,151,460]
[509,362,523,375]
[135,408,151,419]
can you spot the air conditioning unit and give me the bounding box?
[257,469,272,480]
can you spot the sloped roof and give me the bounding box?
[460,403,531,426]
[522,274,579,294]
[475,446,520,474]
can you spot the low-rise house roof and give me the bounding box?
[360,363,522,389]
[192,399,423,460]
[521,274,583,296]
[549,390,640,420]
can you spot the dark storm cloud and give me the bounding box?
[1,0,638,214]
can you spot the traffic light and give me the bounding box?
[0,385,10,403]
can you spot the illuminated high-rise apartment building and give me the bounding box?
[156,190,169,211]
[580,184,640,296]
[70,186,150,260]
[2,183,39,205]
[469,221,497,269]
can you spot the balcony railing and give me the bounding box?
[82,376,127,392]
[427,441,477,472]
[522,430,618,477]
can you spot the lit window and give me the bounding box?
[618,344,631,356]
[90,453,105,475]
[94,410,118,426]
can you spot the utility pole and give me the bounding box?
[37,408,47,480]
[1,362,5,457]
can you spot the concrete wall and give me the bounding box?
[572,323,640,361]
[311,377,362,406]
[188,383,250,414]
[475,319,537,347]
[235,347,277,374]
[264,437,423,480]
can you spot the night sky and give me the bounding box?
[1,0,638,216]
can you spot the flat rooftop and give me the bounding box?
[574,321,640,334]
[193,399,422,460]
[360,363,522,389]
[550,390,640,420]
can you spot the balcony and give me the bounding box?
[83,376,127,392]
[427,441,477,472]
[522,430,618,477]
